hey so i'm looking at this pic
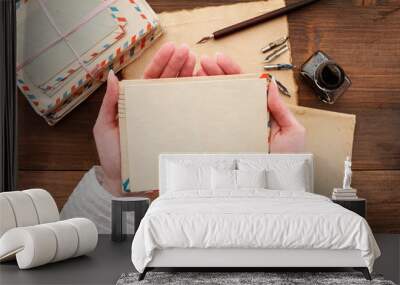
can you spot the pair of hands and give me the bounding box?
[93,42,305,196]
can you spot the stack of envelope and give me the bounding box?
[16,0,162,125]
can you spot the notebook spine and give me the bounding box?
[118,83,126,118]
[118,82,130,192]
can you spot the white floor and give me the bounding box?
[373,234,400,284]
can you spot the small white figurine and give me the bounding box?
[342,156,352,190]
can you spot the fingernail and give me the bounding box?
[271,75,277,86]
[108,69,115,80]
[215,52,223,57]
[270,76,279,90]
[267,75,277,96]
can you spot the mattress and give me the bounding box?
[131,190,380,273]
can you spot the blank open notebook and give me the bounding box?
[118,74,269,192]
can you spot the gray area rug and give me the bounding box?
[117,272,396,285]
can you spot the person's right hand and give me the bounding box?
[267,77,306,153]
[196,53,241,76]
[143,42,196,78]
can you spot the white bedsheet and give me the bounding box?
[131,190,380,273]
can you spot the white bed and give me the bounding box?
[131,154,380,280]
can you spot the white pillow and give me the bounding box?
[167,160,235,192]
[211,169,268,190]
[237,169,267,189]
[211,168,237,190]
[167,163,211,191]
[267,162,309,192]
[238,159,309,191]
[266,167,307,191]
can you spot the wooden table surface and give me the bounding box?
[17,0,400,233]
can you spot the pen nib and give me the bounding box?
[196,35,213,44]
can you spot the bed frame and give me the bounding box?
[141,249,370,280]
[138,154,371,281]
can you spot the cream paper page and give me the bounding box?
[123,0,297,105]
[289,105,356,197]
[123,78,268,192]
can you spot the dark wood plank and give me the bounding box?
[18,88,101,171]
[146,0,252,12]
[353,170,400,233]
[286,0,400,170]
[17,170,86,210]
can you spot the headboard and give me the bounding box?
[159,153,314,195]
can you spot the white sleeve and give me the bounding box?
[60,166,113,234]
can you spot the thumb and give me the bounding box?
[97,70,119,126]
[267,77,298,129]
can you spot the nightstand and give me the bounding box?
[332,198,366,218]
[111,197,150,242]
